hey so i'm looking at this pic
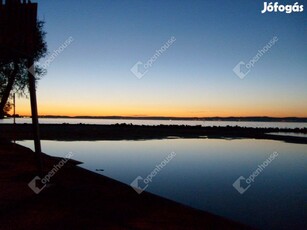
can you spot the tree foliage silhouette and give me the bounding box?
[0,21,47,118]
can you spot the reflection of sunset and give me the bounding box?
[0,2,306,230]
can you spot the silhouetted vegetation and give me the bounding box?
[0,21,47,118]
[1,124,306,144]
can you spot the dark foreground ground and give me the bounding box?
[1,123,307,144]
[0,140,253,230]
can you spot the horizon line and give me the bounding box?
[7,115,307,120]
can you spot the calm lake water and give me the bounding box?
[2,117,307,129]
[19,138,307,230]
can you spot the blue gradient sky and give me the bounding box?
[17,0,307,117]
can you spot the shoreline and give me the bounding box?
[1,123,306,144]
[0,140,253,229]
[3,116,307,122]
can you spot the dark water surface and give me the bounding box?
[20,138,307,230]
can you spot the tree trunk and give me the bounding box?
[0,62,18,118]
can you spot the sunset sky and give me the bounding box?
[15,0,307,117]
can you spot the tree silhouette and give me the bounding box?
[0,21,47,118]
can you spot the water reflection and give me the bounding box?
[19,138,306,230]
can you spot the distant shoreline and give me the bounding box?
[2,116,307,122]
[1,124,307,144]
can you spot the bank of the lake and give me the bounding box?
[0,140,252,230]
[1,123,307,144]
[19,138,307,230]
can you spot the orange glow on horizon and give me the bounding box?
[13,101,307,118]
